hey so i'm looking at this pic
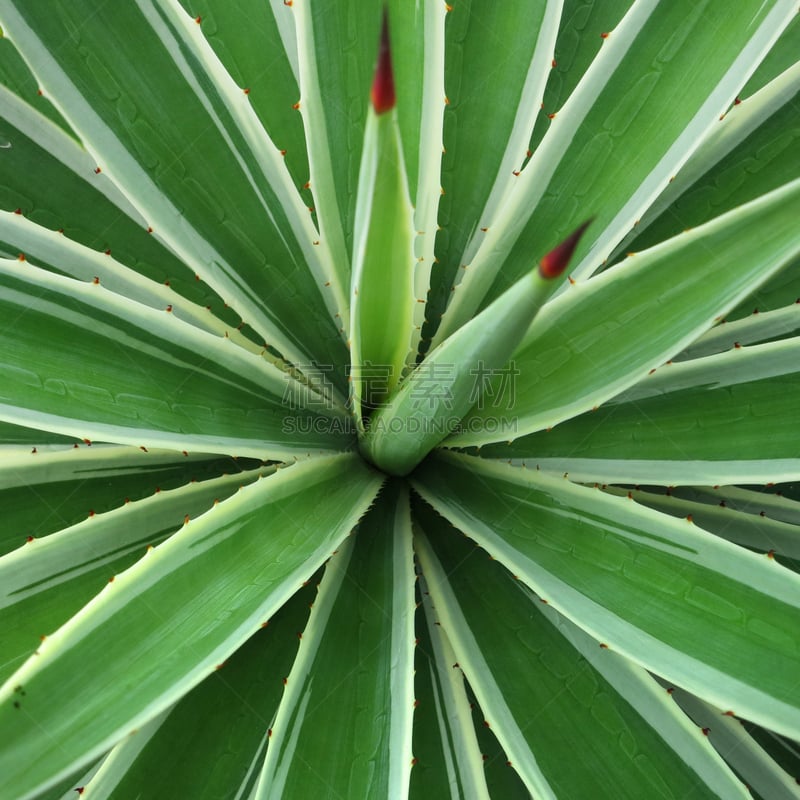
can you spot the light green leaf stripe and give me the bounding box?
[449,178,800,447]
[602,486,800,559]
[415,517,748,799]
[0,82,247,339]
[0,446,249,560]
[565,0,797,283]
[0,210,270,357]
[618,59,800,259]
[0,467,275,678]
[432,0,658,345]
[414,528,558,800]
[458,0,564,269]
[256,481,414,799]
[431,0,563,342]
[481,371,800,485]
[412,452,800,741]
[0,259,350,458]
[0,2,346,373]
[0,443,219,492]
[526,0,634,159]
[290,0,381,286]
[612,336,800,403]
[535,602,750,800]
[0,32,73,135]
[435,0,795,343]
[176,0,309,203]
[0,84,144,227]
[84,584,316,800]
[668,486,800,528]
[668,688,800,800]
[144,0,349,342]
[387,0,446,342]
[411,570,490,800]
[679,303,800,360]
[0,465,268,612]
[78,712,169,800]
[741,11,800,98]
[269,0,299,83]
[0,453,382,800]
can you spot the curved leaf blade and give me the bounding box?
[449,178,800,447]
[412,453,800,741]
[82,583,316,800]
[0,454,381,800]
[0,1,348,374]
[256,481,414,799]
[0,260,350,458]
[415,503,748,799]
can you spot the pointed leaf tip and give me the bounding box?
[371,14,395,114]
[538,219,594,279]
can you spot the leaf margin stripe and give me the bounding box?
[0,258,350,458]
[621,58,800,257]
[457,0,564,270]
[414,569,491,800]
[0,452,382,800]
[668,687,800,800]
[412,451,800,740]
[0,3,319,369]
[287,0,352,330]
[447,176,800,447]
[533,598,751,800]
[431,0,660,347]
[255,481,413,799]
[414,526,559,800]
[143,0,350,342]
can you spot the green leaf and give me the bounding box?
[386,0,447,344]
[602,486,800,560]
[412,452,800,741]
[526,0,632,158]
[414,504,748,799]
[664,486,800,528]
[669,687,800,800]
[0,210,270,354]
[290,0,382,273]
[0,1,348,374]
[449,178,800,447]
[0,260,350,458]
[84,582,316,800]
[429,0,559,322]
[0,34,72,134]
[741,12,800,98]
[256,480,414,799]
[616,61,800,262]
[0,86,259,341]
[483,371,800,485]
[436,0,797,341]
[363,262,566,475]
[350,79,417,416]
[0,453,381,800]
[728,256,800,321]
[177,0,311,204]
[0,465,268,684]
[410,571,490,800]
[464,683,531,800]
[679,302,800,360]
[0,445,249,556]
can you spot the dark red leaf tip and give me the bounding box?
[371,13,395,114]
[538,218,594,279]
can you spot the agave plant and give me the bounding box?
[1,0,800,797]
